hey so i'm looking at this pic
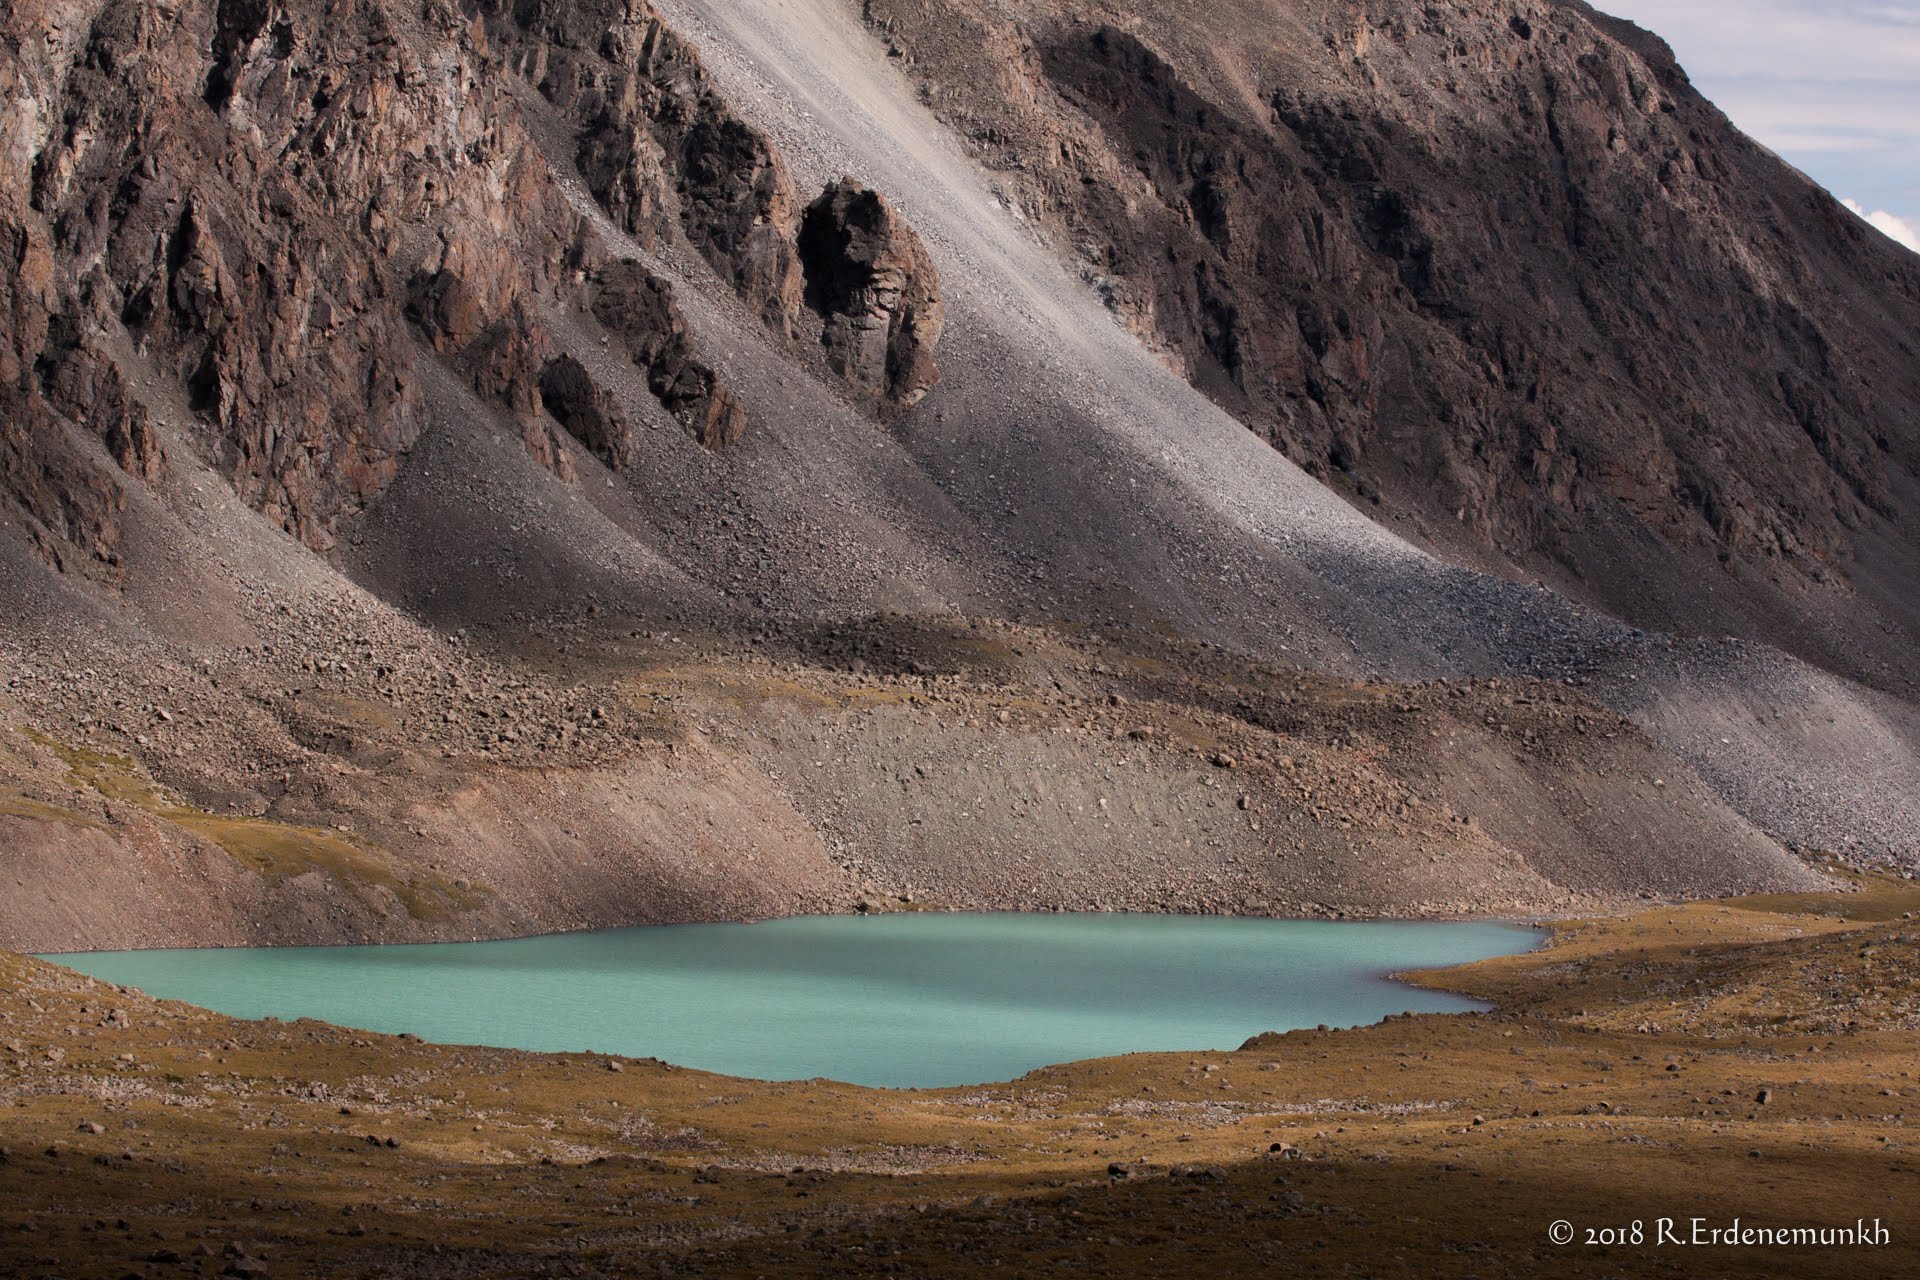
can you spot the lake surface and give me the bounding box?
[50,913,1539,1088]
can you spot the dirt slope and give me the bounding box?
[0,606,1827,953]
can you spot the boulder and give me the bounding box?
[539,356,634,472]
[591,261,748,450]
[798,179,944,406]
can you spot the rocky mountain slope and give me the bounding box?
[857,0,1920,677]
[1,0,1915,950]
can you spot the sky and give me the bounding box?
[1596,0,1920,251]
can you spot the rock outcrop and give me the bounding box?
[4,317,166,580]
[799,179,945,406]
[0,0,942,559]
[490,0,806,337]
[590,261,747,451]
[540,355,636,472]
[458,303,578,483]
[0,410,131,579]
[2,0,587,552]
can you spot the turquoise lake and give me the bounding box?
[49,913,1540,1088]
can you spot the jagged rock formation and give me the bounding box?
[590,261,747,450]
[0,0,940,567]
[490,0,807,336]
[3,312,164,579]
[5,0,575,553]
[457,303,579,483]
[0,410,133,579]
[491,3,947,410]
[799,178,945,406]
[539,354,637,471]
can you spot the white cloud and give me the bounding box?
[1601,2,1920,82]
[1598,4,1920,247]
[1842,198,1920,251]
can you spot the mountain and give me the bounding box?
[877,0,1920,667]
[1,0,1914,952]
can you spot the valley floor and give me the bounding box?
[1,874,1915,1278]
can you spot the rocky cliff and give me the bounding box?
[1,0,943,569]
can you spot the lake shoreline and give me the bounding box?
[44,913,1544,1089]
[5,871,1915,1277]
[24,902,1565,958]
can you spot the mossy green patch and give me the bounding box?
[21,727,482,921]
[1723,865,1920,922]
[0,791,111,833]
[21,728,171,807]
[161,810,481,920]
[630,664,837,713]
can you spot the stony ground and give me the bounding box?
[1,872,1915,1278]
[0,603,1830,953]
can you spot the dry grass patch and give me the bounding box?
[18,727,479,920]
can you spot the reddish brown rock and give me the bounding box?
[406,271,489,356]
[467,307,559,427]
[518,418,580,486]
[493,0,806,336]
[688,388,748,451]
[798,179,944,406]
[455,305,578,483]
[36,321,165,485]
[539,355,635,472]
[2,0,594,554]
[0,406,129,579]
[590,261,748,451]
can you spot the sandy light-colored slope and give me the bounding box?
[626,0,1920,860]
